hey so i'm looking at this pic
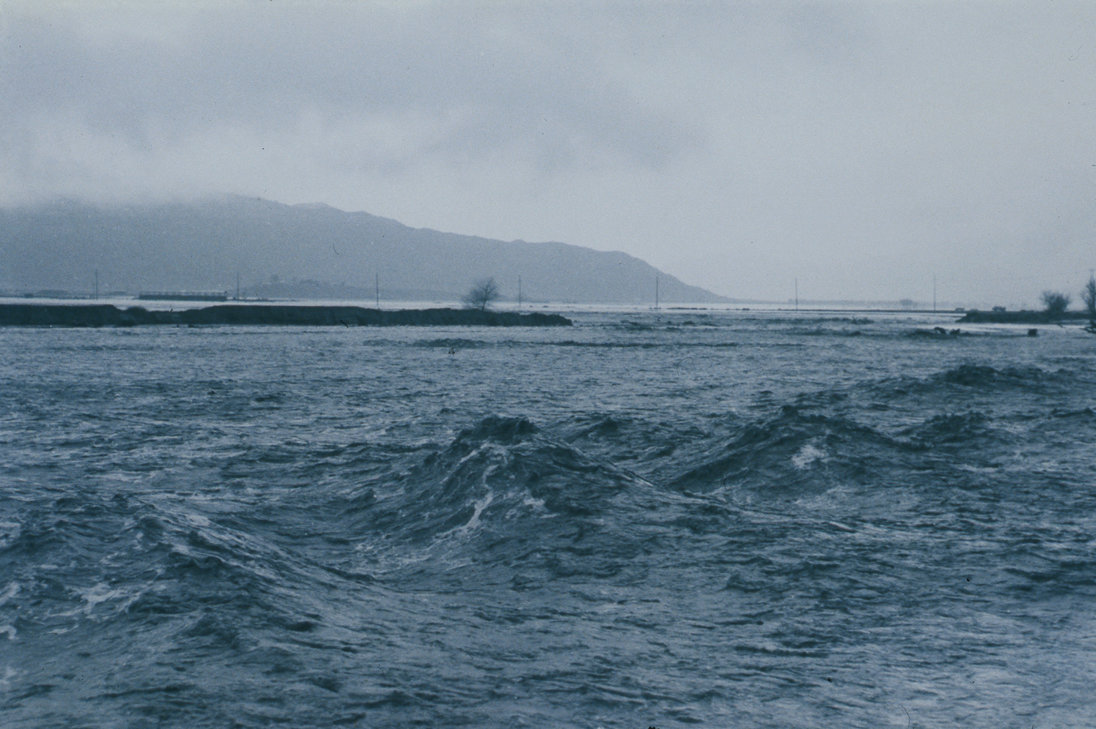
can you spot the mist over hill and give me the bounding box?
[0,196,728,304]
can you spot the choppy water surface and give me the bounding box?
[2,311,1095,728]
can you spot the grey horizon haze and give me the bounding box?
[2,1,1094,307]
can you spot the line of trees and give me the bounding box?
[1042,273,1096,327]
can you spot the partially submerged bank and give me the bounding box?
[958,309,1090,325]
[0,303,572,328]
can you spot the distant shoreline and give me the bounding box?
[0,303,572,328]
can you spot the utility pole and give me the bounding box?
[654,274,660,311]
[94,270,99,300]
[932,274,937,313]
[517,275,522,311]
[236,272,241,301]
[795,277,799,312]
[375,272,380,309]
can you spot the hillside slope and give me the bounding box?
[0,196,728,304]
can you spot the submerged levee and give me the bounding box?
[0,303,572,327]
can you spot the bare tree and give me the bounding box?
[1041,290,1071,319]
[463,277,501,311]
[1082,275,1096,327]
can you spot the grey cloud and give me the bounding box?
[1,4,699,177]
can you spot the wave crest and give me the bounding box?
[671,406,902,494]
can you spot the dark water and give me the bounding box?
[2,311,1095,728]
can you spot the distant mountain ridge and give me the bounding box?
[0,196,729,304]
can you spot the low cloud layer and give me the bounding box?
[2,1,1094,305]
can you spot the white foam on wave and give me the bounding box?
[439,462,500,540]
[462,489,495,533]
[0,665,18,691]
[0,582,19,639]
[81,583,128,609]
[791,443,827,470]
[0,521,20,550]
[521,494,547,512]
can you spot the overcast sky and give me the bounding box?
[2,1,1094,305]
